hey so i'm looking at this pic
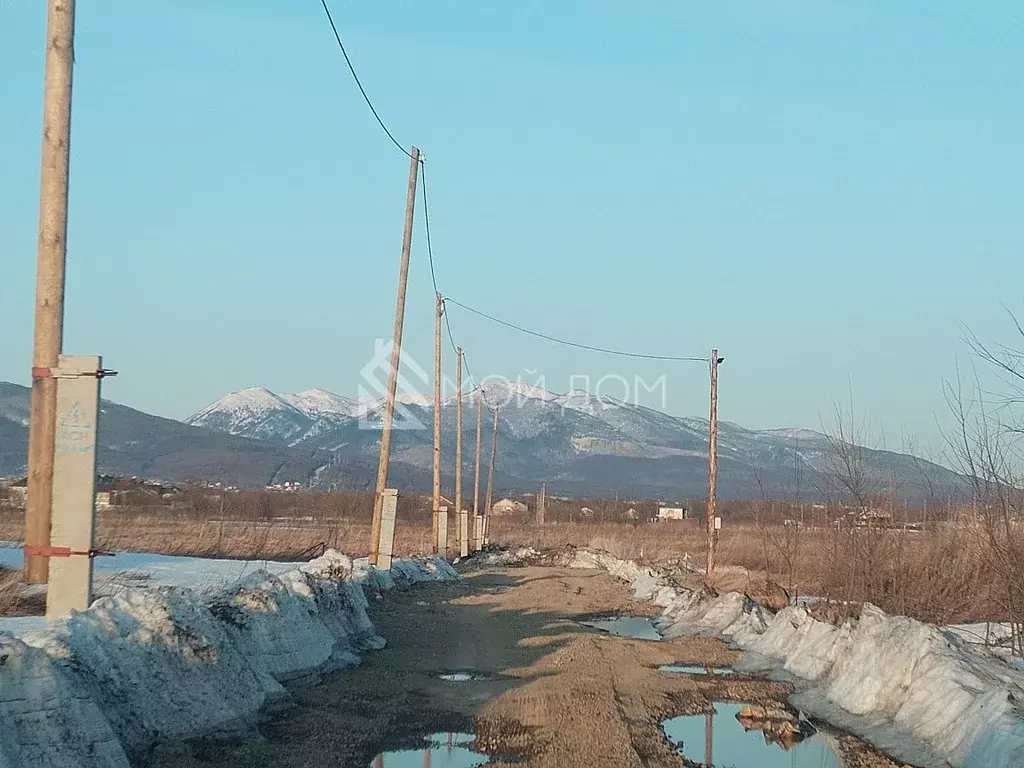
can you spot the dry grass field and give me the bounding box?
[0,493,1011,629]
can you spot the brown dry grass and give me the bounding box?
[0,507,434,562]
[0,565,45,617]
[487,517,1001,625]
[0,502,1003,625]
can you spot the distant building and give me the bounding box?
[265,481,303,493]
[847,508,893,529]
[4,474,189,511]
[656,506,687,521]
[5,484,116,510]
[492,498,528,515]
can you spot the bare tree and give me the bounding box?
[944,328,1024,656]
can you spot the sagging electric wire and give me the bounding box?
[318,0,413,158]
[443,297,710,362]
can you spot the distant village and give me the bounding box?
[0,474,921,531]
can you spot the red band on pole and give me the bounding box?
[23,545,113,558]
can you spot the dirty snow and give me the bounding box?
[472,547,542,567]
[0,551,457,767]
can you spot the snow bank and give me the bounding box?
[27,587,285,758]
[566,547,1024,768]
[471,547,542,567]
[0,633,128,768]
[744,604,1024,768]
[0,551,457,766]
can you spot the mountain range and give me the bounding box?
[0,380,963,501]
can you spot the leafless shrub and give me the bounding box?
[944,326,1024,655]
[813,400,987,625]
[752,470,803,601]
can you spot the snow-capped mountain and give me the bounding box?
[280,388,363,419]
[187,382,832,463]
[0,379,965,499]
[186,387,440,446]
[185,388,313,444]
[181,382,963,501]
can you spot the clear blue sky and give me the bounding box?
[1,0,1021,456]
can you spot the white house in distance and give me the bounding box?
[492,498,529,515]
[656,506,688,521]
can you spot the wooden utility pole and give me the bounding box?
[472,389,484,550]
[432,293,443,553]
[484,407,499,544]
[25,0,78,584]
[473,390,483,517]
[537,482,546,525]
[454,347,464,546]
[370,146,420,565]
[706,349,720,577]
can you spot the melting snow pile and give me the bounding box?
[563,547,1024,768]
[470,547,543,567]
[0,551,458,767]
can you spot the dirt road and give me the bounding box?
[148,566,906,768]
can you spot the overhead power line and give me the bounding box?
[445,313,477,392]
[444,297,709,362]
[461,353,478,392]
[420,159,440,295]
[416,156,480,396]
[439,296,478,393]
[318,0,412,158]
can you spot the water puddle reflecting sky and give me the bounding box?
[663,703,840,768]
[369,733,487,768]
[581,616,662,640]
[659,664,733,675]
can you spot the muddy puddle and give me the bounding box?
[663,702,840,767]
[658,664,733,675]
[369,733,487,768]
[580,615,661,640]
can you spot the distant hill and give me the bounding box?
[0,382,418,489]
[0,380,965,501]
[182,381,964,502]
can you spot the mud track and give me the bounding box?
[147,566,909,768]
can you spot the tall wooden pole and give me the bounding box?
[25,0,78,583]
[472,389,483,549]
[370,147,420,565]
[454,347,463,522]
[706,349,720,577]
[484,407,499,543]
[432,293,443,553]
